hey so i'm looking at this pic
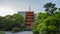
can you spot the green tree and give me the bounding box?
[58,8,60,12]
[10,14,24,24]
[10,14,24,31]
[44,2,57,16]
[58,8,60,10]
[32,12,48,34]
[37,12,60,34]
[0,14,24,31]
[1,15,13,31]
[32,11,60,34]
[0,16,5,30]
[32,2,59,34]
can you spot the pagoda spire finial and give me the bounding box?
[29,6,31,11]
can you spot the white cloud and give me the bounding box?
[0,6,17,16]
[0,0,17,16]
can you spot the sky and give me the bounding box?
[0,0,60,16]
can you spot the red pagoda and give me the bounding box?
[25,6,35,29]
[25,11,34,28]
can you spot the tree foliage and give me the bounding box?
[37,16,60,34]
[44,2,57,16]
[0,14,24,31]
[32,2,60,34]
[32,12,48,34]
[37,12,60,34]
[32,11,60,34]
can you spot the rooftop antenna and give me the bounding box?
[29,6,31,12]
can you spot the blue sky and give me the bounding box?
[0,0,60,16]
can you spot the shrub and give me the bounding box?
[0,31,5,34]
[12,27,21,33]
[22,28,27,31]
[32,29,39,34]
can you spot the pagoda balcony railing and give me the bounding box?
[26,12,34,14]
[26,14,34,16]
[25,16,34,19]
[26,25,32,28]
[26,17,34,19]
[25,19,34,22]
[26,26,32,28]
[25,22,32,24]
[25,21,34,22]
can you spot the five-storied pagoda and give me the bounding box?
[25,6,34,29]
